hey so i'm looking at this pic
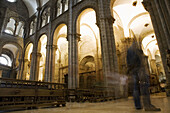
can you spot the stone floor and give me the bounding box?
[3,94,170,113]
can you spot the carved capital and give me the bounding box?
[31,52,42,57]
[76,33,81,41]
[67,33,81,41]
[46,44,58,50]
[99,16,115,25]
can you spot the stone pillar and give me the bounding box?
[44,45,57,82]
[143,0,170,96]
[36,7,42,30]
[30,51,41,81]
[68,32,79,89]
[68,0,79,89]
[95,48,100,83]
[51,45,58,82]
[97,0,118,86]
[44,0,57,83]
[22,59,29,80]
[30,7,42,81]
[17,58,23,79]
[44,44,51,82]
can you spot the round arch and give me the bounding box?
[1,41,23,58]
[37,34,47,81]
[52,24,68,83]
[23,43,33,80]
[53,24,67,45]
[73,3,98,34]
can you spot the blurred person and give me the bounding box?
[106,72,120,99]
[126,40,161,111]
[120,74,128,98]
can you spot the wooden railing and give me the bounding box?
[0,78,66,110]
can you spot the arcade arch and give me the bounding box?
[111,0,165,87]
[37,34,47,81]
[23,43,33,80]
[53,24,68,83]
[0,43,22,79]
[77,8,102,88]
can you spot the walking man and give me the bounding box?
[126,40,161,111]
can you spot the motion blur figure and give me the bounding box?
[120,74,128,98]
[126,40,161,111]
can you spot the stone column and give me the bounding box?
[68,33,79,89]
[97,0,118,86]
[30,51,41,81]
[17,58,23,79]
[36,7,42,30]
[68,0,79,89]
[143,0,170,96]
[95,49,100,83]
[44,45,57,82]
[44,44,51,82]
[22,59,29,80]
[51,45,58,82]
[30,7,42,81]
[44,0,57,83]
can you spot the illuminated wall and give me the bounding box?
[38,35,47,81]
[77,8,101,88]
[24,43,33,80]
[53,24,67,83]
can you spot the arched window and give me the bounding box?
[5,18,15,35]
[56,0,62,17]
[64,0,69,11]
[6,0,16,2]
[16,21,24,37]
[29,21,34,35]
[0,54,12,67]
[29,18,37,35]
[77,0,82,3]
[41,7,50,28]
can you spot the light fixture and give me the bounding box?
[132,1,137,6]
[144,23,149,27]
[152,35,154,38]
[7,0,16,3]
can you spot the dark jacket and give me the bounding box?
[127,43,141,74]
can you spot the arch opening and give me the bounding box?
[38,34,47,81]
[53,24,68,83]
[77,8,102,88]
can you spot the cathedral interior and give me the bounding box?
[0,0,170,112]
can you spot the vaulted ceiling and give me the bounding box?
[22,0,49,17]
